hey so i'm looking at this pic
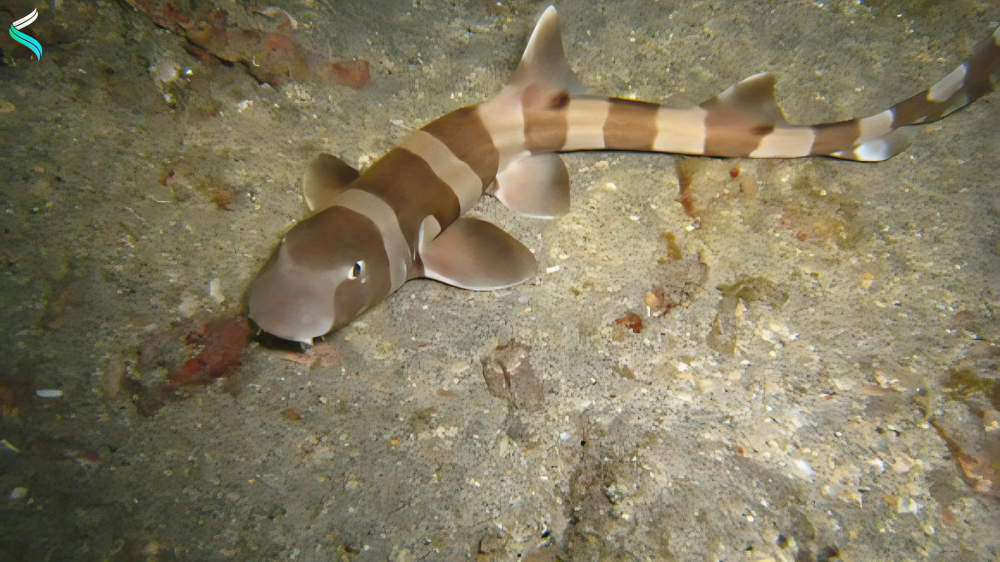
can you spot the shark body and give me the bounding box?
[248,6,1000,344]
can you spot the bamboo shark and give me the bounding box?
[248,6,1000,344]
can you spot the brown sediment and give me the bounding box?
[122,0,370,88]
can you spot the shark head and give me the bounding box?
[247,205,392,344]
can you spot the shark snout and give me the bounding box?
[247,248,337,344]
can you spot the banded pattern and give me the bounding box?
[247,105,506,343]
[892,27,1000,127]
[248,5,1000,344]
[489,26,1000,162]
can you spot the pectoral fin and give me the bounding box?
[303,153,361,211]
[419,216,537,290]
[494,153,570,218]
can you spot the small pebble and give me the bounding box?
[10,487,27,499]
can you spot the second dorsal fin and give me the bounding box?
[694,73,798,158]
[700,72,787,127]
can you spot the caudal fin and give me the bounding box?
[825,27,1000,161]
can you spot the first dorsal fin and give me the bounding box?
[303,153,360,211]
[510,6,586,96]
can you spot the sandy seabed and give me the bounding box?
[0,0,998,560]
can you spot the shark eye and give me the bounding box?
[348,260,365,280]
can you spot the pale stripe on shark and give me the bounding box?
[562,99,610,150]
[478,95,530,171]
[399,131,483,214]
[653,107,709,155]
[858,110,894,143]
[750,126,815,158]
[930,65,968,103]
[332,189,411,292]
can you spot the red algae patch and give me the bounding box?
[167,317,252,387]
[129,316,252,417]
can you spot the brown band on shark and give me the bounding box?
[891,66,967,126]
[810,119,862,155]
[524,109,569,153]
[699,73,788,157]
[421,106,500,187]
[964,29,1000,101]
[325,209,394,318]
[284,206,385,274]
[603,98,659,151]
[891,92,935,127]
[352,148,462,250]
[702,112,772,157]
[400,131,483,214]
[333,257,389,329]
[523,86,570,153]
